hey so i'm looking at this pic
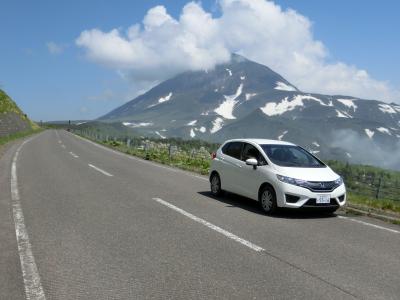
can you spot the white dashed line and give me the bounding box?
[69,152,79,158]
[68,132,400,235]
[61,144,66,149]
[11,138,46,300]
[337,216,399,234]
[152,197,265,252]
[88,164,113,177]
[70,132,208,181]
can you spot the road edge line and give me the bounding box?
[11,137,46,300]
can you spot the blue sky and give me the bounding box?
[1,0,399,121]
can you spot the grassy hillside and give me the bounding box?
[0,89,24,114]
[0,89,38,130]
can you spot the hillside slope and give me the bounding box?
[0,89,37,137]
[96,54,400,169]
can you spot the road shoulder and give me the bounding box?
[0,140,26,300]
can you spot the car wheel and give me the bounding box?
[259,186,277,214]
[210,173,223,196]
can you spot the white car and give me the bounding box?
[209,139,346,214]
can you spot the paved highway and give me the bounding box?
[1,130,399,299]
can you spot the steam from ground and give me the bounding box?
[330,130,400,170]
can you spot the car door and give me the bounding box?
[219,142,243,194]
[236,143,268,200]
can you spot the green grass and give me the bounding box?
[0,89,22,114]
[0,128,43,147]
[0,89,39,130]
[77,133,400,215]
[100,139,211,175]
[347,192,400,214]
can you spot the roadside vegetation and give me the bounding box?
[73,131,400,215]
[0,128,43,147]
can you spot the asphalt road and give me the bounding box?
[1,130,399,299]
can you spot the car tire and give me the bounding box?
[210,173,223,197]
[259,186,278,214]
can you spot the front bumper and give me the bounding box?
[275,181,346,209]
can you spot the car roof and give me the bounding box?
[223,138,295,146]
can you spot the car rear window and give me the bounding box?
[222,142,242,159]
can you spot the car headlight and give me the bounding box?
[276,175,308,188]
[334,176,343,186]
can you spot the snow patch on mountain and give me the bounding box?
[245,93,257,101]
[260,95,327,116]
[376,127,392,135]
[159,92,173,103]
[199,126,206,133]
[190,128,196,138]
[123,122,153,128]
[274,81,297,92]
[336,110,353,118]
[210,117,224,134]
[226,68,232,76]
[240,76,246,80]
[155,131,166,139]
[365,129,375,139]
[214,84,243,119]
[312,142,320,147]
[379,104,397,114]
[278,130,288,141]
[147,92,173,108]
[337,99,358,111]
[187,120,197,126]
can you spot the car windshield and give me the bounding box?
[260,144,325,168]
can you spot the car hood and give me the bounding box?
[272,165,339,181]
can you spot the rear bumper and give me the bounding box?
[275,182,346,209]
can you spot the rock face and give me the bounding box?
[96,54,400,169]
[0,89,34,137]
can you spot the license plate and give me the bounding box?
[316,194,330,204]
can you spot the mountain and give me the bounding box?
[0,89,37,137]
[97,54,400,169]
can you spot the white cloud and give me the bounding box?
[76,0,399,102]
[46,42,65,54]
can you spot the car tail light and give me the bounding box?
[211,152,217,159]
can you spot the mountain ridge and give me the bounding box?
[95,54,400,169]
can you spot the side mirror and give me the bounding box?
[245,158,258,169]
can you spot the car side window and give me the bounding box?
[242,143,267,165]
[222,142,243,160]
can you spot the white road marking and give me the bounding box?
[69,152,79,158]
[11,138,46,300]
[58,140,61,144]
[152,197,265,252]
[338,215,399,234]
[61,144,66,149]
[70,132,208,181]
[68,133,400,235]
[88,164,113,177]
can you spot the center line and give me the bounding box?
[152,197,264,252]
[88,164,113,177]
[61,144,66,149]
[69,152,79,158]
